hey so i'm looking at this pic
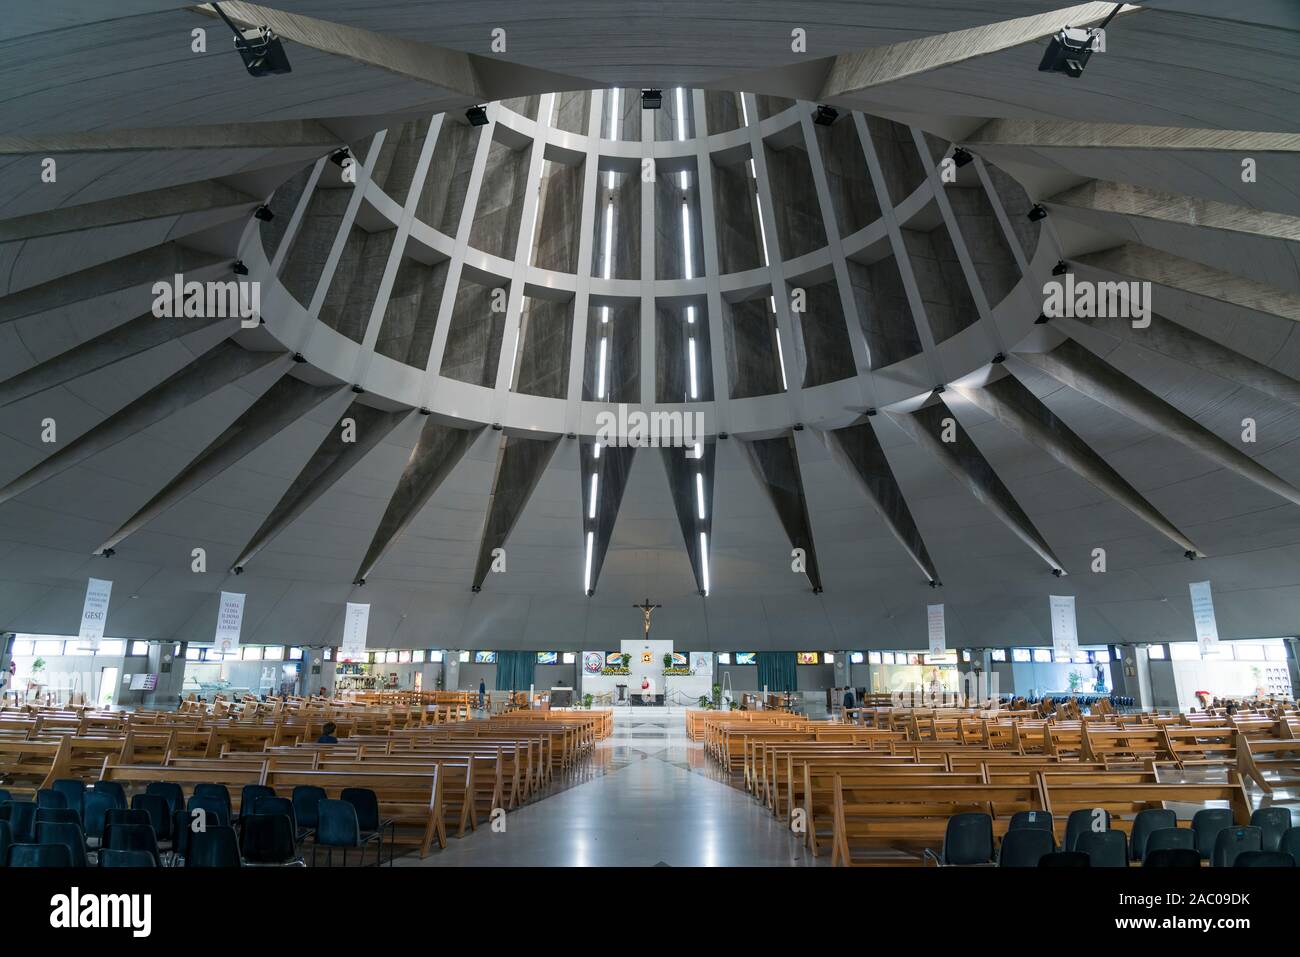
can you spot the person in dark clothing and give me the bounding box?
[316,721,338,744]
[478,679,486,711]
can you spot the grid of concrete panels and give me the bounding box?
[255,90,1045,435]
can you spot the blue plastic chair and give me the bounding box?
[1250,807,1292,853]
[6,842,74,867]
[37,821,88,868]
[186,826,242,867]
[99,849,158,867]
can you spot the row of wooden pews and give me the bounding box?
[691,703,1297,866]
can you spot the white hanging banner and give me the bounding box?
[340,602,370,662]
[78,577,113,651]
[1049,595,1079,659]
[213,591,245,654]
[1189,580,1219,655]
[927,603,946,656]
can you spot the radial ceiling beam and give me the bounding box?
[819,2,1133,99]
[472,435,562,591]
[352,419,480,585]
[661,443,715,597]
[0,343,286,505]
[94,374,344,554]
[0,119,342,155]
[1046,180,1300,243]
[582,441,636,596]
[1014,338,1300,508]
[952,374,1202,556]
[0,243,224,319]
[890,402,1066,575]
[0,313,234,408]
[0,179,258,243]
[964,119,1300,153]
[740,434,824,593]
[823,419,940,585]
[1061,309,1300,408]
[233,402,409,572]
[198,3,591,102]
[1071,244,1300,324]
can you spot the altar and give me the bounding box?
[579,637,713,707]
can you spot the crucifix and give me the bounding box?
[633,598,662,638]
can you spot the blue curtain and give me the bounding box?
[495,651,536,692]
[756,652,797,693]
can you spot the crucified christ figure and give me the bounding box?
[633,598,662,638]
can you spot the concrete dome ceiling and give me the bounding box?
[1,1,1298,651]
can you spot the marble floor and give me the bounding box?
[397,708,820,867]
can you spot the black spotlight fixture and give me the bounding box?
[952,147,974,167]
[253,204,274,222]
[1034,313,1050,325]
[329,148,351,167]
[1052,260,1069,276]
[813,104,839,126]
[213,2,292,77]
[472,584,482,593]
[1184,550,1197,561]
[1051,567,1064,577]
[928,579,941,589]
[1027,204,1048,222]
[1037,26,1099,78]
[812,585,824,594]
[641,89,663,110]
[466,105,489,126]
[992,352,1006,364]
[232,260,249,276]
[102,548,115,558]
[232,566,244,575]
[292,352,306,363]
[350,384,365,394]
[355,578,366,587]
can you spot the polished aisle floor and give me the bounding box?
[399,709,820,866]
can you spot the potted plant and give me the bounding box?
[697,694,711,709]
[712,683,722,708]
[621,652,631,669]
[582,693,593,709]
[663,653,673,669]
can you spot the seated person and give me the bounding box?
[316,721,339,744]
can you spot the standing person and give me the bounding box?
[478,677,486,712]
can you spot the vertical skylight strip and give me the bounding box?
[597,337,608,399]
[602,202,614,279]
[775,327,789,391]
[584,530,594,593]
[700,531,710,596]
[589,473,599,519]
[675,87,687,141]
[688,337,698,399]
[681,200,694,279]
[695,473,706,520]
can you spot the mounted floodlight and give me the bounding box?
[1052,260,1069,276]
[813,105,839,126]
[329,148,351,167]
[466,105,489,126]
[212,2,292,77]
[952,147,974,167]
[1027,204,1048,221]
[641,89,663,110]
[1038,5,1120,78]
[253,205,274,222]
[232,260,249,276]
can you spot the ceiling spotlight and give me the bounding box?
[992,352,1006,364]
[1038,25,1102,78]
[292,353,306,363]
[1027,204,1048,222]
[812,585,824,594]
[1051,568,1063,577]
[350,384,365,394]
[232,260,249,276]
[1184,550,1197,560]
[253,205,274,222]
[641,89,663,110]
[865,408,878,417]
[929,579,941,588]
[472,584,482,593]
[466,105,489,126]
[1034,313,1050,324]
[102,548,115,558]
[813,105,839,126]
[952,147,974,167]
[213,2,292,77]
[1052,260,1069,276]
[232,566,244,575]
[355,578,365,586]
[329,148,351,167]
